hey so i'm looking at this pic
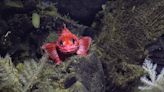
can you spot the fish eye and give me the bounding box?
[59,40,63,46]
[71,38,75,44]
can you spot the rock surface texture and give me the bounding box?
[54,0,107,25]
[93,0,164,92]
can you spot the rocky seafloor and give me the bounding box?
[0,0,164,92]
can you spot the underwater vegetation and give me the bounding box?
[93,0,164,92]
[0,52,105,92]
[0,54,49,92]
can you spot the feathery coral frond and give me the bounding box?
[139,59,164,92]
[0,54,90,92]
[0,54,48,92]
[21,54,48,92]
[0,55,22,92]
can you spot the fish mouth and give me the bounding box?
[59,46,79,53]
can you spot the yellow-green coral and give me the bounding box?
[32,13,40,28]
[0,54,49,92]
[111,62,144,87]
[0,55,22,92]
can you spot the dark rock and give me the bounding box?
[0,0,37,17]
[0,14,49,64]
[64,76,77,89]
[70,53,105,92]
[54,0,107,26]
[146,35,164,72]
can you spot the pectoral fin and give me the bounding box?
[41,43,61,64]
[76,37,92,56]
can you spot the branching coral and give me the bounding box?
[0,55,22,92]
[20,54,48,92]
[139,59,164,92]
[0,54,91,92]
[0,54,48,92]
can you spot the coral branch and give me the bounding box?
[139,59,164,92]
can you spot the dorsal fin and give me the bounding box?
[61,24,72,35]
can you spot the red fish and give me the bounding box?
[41,25,92,65]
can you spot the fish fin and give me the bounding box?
[41,43,55,50]
[76,36,92,56]
[50,49,61,65]
[41,43,61,64]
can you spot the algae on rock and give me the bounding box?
[93,0,164,92]
[110,62,144,87]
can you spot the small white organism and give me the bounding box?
[139,59,164,92]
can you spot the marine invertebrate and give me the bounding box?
[0,54,48,92]
[139,59,164,92]
[32,13,40,28]
[0,55,21,92]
